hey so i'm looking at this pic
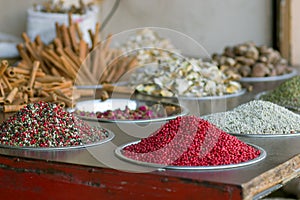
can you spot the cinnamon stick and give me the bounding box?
[5,87,18,104]
[2,104,26,113]
[53,38,63,49]
[35,75,65,83]
[60,56,77,79]
[6,67,45,78]
[61,24,71,48]
[1,76,12,91]
[68,25,78,52]
[21,32,31,43]
[0,60,9,76]
[28,61,40,88]
[75,22,83,40]
[79,40,88,60]
[16,44,32,66]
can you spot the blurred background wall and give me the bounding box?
[0,0,272,55]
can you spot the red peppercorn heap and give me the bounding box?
[0,102,109,148]
[122,116,260,166]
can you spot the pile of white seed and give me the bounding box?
[202,100,300,135]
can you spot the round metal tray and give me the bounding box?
[137,88,246,101]
[115,140,266,170]
[230,132,300,138]
[239,68,297,82]
[0,128,115,151]
[69,98,189,123]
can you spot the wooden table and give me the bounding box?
[0,74,299,200]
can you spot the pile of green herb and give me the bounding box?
[259,76,300,110]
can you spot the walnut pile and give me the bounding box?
[212,42,293,78]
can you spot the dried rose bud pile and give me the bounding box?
[74,105,167,120]
[0,102,109,148]
[122,116,260,166]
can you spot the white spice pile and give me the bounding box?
[202,100,300,134]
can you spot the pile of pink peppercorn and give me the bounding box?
[123,116,261,166]
[74,105,170,120]
[0,102,109,148]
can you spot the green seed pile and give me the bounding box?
[259,76,300,110]
[202,100,300,135]
[0,102,109,148]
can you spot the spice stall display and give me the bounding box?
[0,4,299,200]
[0,101,113,148]
[202,100,300,135]
[258,76,300,111]
[116,115,264,168]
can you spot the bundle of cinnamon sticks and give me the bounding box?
[0,60,81,112]
[16,13,137,86]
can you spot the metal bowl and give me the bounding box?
[115,140,266,171]
[136,88,246,101]
[239,68,298,82]
[0,128,115,151]
[70,98,189,123]
[229,132,300,138]
[70,99,189,144]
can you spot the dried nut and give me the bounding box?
[270,68,277,76]
[252,63,268,77]
[220,65,229,71]
[234,63,242,69]
[239,65,251,77]
[267,63,274,70]
[213,42,291,78]
[212,53,221,61]
[236,57,255,66]
[280,58,288,65]
[234,45,248,56]
[219,56,228,65]
[245,41,256,47]
[223,47,235,57]
[258,45,269,54]
[275,64,287,75]
[259,56,268,63]
[267,51,281,63]
[245,46,259,60]
[225,57,236,66]
[226,70,241,80]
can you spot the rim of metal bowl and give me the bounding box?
[115,140,266,171]
[230,132,300,138]
[239,68,297,82]
[137,88,246,100]
[69,98,189,123]
[0,128,115,151]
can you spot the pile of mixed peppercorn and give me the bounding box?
[0,102,109,148]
